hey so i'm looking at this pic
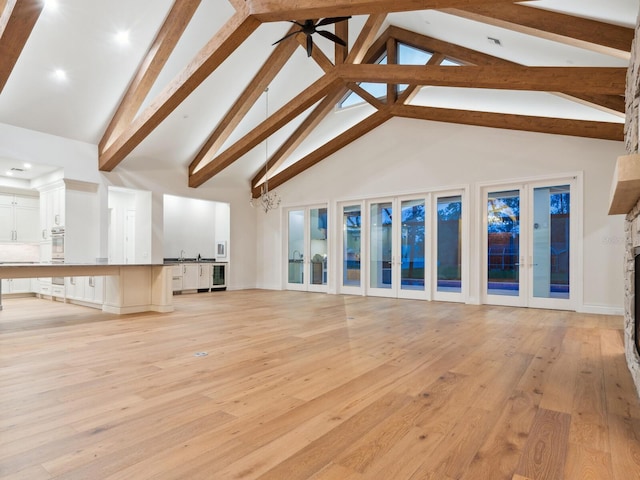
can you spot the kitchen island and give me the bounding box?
[0,263,173,314]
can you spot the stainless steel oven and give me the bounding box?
[51,227,65,285]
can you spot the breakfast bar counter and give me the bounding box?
[0,263,173,315]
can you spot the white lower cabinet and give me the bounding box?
[64,276,103,308]
[182,264,198,290]
[1,278,32,294]
[172,262,221,293]
[198,263,211,290]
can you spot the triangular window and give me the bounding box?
[338,42,446,109]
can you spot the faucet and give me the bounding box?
[180,249,185,261]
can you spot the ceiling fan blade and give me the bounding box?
[306,34,313,57]
[316,30,346,46]
[272,29,302,46]
[316,16,351,27]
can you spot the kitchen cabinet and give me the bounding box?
[171,262,225,293]
[0,193,39,243]
[65,276,85,301]
[1,278,32,294]
[84,276,104,305]
[198,263,211,289]
[64,275,104,307]
[38,180,99,265]
[39,186,64,241]
[171,264,199,291]
[182,264,198,291]
[171,264,183,291]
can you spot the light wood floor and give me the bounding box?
[0,291,639,480]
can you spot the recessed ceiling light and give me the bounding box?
[23,163,32,170]
[44,0,59,12]
[53,68,67,81]
[5,171,13,177]
[115,30,130,46]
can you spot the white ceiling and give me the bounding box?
[0,0,636,186]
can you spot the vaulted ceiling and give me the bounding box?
[0,0,634,195]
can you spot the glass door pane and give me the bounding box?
[487,190,520,297]
[532,185,570,299]
[400,199,425,291]
[309,208,328,286]
[288,210,304,285]
[370,202,393,289]
[437,196,462,293]
[343,205,361,288]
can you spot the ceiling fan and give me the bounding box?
[272,17,351,57]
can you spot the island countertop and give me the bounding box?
[0,263,167,279]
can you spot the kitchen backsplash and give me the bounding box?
[0,244,40,263]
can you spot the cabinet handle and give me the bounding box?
[54,214,60,225]
[89,277,94,288]
[42,229,46,240]
[183,265,186,274]
[200,265,202,276]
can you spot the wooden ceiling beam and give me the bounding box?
[396,52,445,105]
[388,26,625,114]
[553,92,625,117]
[100,0,201,155]
[189,73,342,187]
[189,24,300,176]
[441,3,633,60]
[252,111,393,197]
[248,0,533,22]
[346,14,387,64]
[390,104,624,141]
[0,0,44,93]
[336,64,626,95]
[251,15,388,189]
[335,16,348,65]
[348,82,385,109]
[99,10,260,172]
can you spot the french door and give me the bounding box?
[285,206,328,292]
[367,196,429,300]
[482,178,576,310]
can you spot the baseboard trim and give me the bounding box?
[579,304,624,316]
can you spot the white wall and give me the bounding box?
[258,118,626,313]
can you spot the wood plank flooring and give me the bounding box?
[0,290,639,479]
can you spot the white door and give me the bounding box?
[338,202,364,296]
[285,206,329,293]
[367,196,429,300]
[432,192,466,303]
[482,178,576,310]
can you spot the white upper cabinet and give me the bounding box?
[0,193,39,243]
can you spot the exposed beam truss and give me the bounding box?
[83,0,626,192]
[249,14,387,190]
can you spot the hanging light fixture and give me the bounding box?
[251,87,281,213]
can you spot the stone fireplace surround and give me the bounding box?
[623,15,640,398]
[625,203,640,398]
